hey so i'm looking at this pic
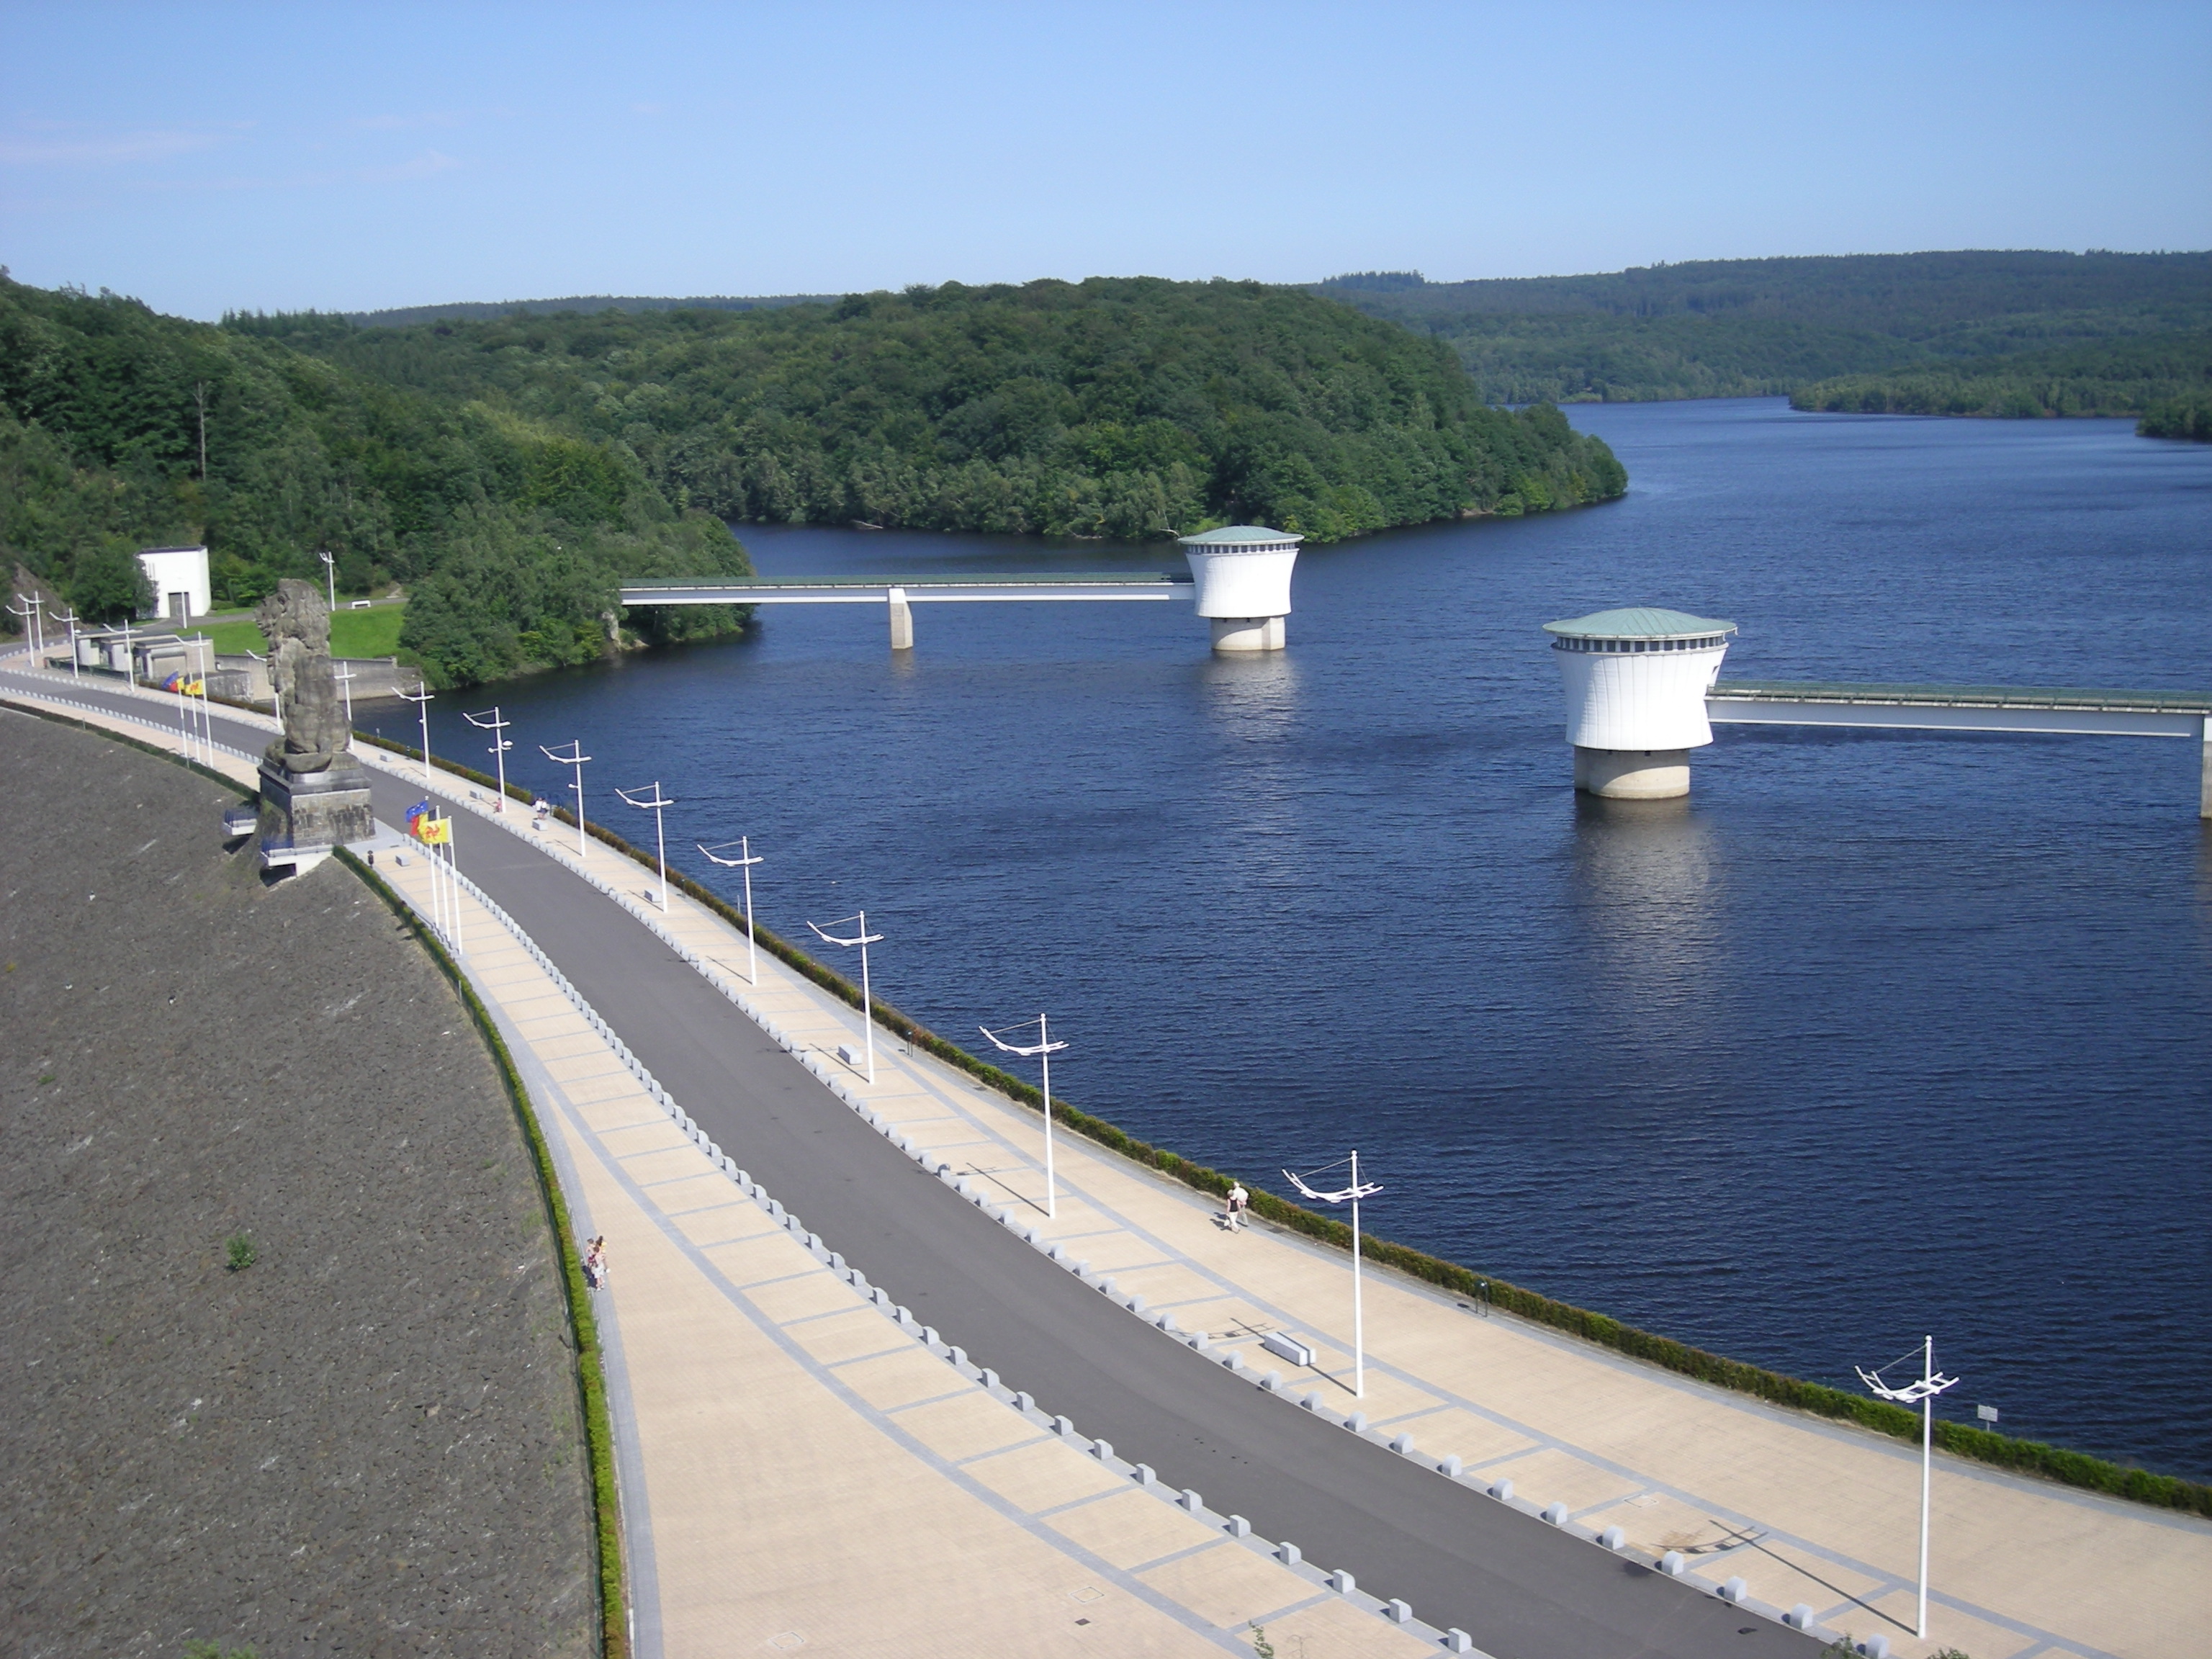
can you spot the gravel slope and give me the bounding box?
[0,709,594,1658]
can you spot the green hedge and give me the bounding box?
[350,726,2212,1521]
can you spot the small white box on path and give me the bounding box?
[1261,1330,1315,1367]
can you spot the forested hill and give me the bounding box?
[1316,251,2212,406]
[235,278,1627,547]
[0,276,752,686]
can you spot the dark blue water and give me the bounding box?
[387,400,2212,1480]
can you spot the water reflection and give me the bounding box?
[1198,649,1302,747]
[1568,793,1725,1035]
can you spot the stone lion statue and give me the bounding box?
[256,578,351,774]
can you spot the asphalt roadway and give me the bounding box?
[22,678,1823,1659]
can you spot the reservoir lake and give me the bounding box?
[383,397,2212,1480]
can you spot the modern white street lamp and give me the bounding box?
[978,1015,1068,1219]
[1282,1152,1384,1399]
[318,549,338,613]
[463,706,513,811]
[540,740,593,858]
[1858,1337,1959,1641]
[806,911,883,1084]
[333,660,357,729]
[53,604,81,679]
[395,681,436,786]
[9,594,44,660]
[697,837,763,983]
[616,782,676,910]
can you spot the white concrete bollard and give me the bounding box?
[1092,1439,1112,1462]
[1439,1454,1463,1477]
[1134,1464,1156,1488]
[1277,1542,1300,1567]
[1543,1502,1569,1525]
[1490,1478,1514,1502]
[1784,1604,1815,1629]
[1444,1632,1474,1655]
[1329,1570,1355,1596]
[1600,1525,1627,1550]
[1719,1576,1747,1604]
[1385,1599,1412,1624]
[1226,1515,1250,1538]
[1391,1433,1415,1455]
[1658,1550,1685,1575]
[1346,1412,1367,1433]
[1179,1488,1203,1513]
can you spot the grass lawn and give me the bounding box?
[196,605,406,658]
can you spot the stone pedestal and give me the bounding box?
[258,754,372,871]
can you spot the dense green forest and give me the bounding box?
[1316,251,2212,407]
[2138,394,2212,441]
[1789,332,2212,418]
[236,278,1626,546]
[0,275,751,685]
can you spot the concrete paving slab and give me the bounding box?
[1046,1488,1222,1573]
[964,1438,1134,1514]
[894,1390,1048,1465]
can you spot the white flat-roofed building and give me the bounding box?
[138,546,211,624]
[1177,525,1301,652]
[1543,606,1737,798]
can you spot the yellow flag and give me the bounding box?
[415,815,452,845]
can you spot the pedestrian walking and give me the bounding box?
[583,1236,608,1288]
[1224,1182,1249,1231]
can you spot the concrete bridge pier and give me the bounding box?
[1574,747,1693,799]
[887,587,914,651]
[1209,615,1287,652]
[2200,715,2211,819]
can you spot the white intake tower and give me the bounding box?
[1177,525,1302,652]
[1542,607,1737,799]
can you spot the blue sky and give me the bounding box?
[3,1,2206,319]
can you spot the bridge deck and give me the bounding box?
[1709,680,2212,716]
[621,573,1192,605]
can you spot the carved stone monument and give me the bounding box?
[255,579,372,870]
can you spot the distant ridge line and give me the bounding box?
[349,292,837,327]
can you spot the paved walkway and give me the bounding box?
[8,656,2206,1659]
[0,667,1434,1657]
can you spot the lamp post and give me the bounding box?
[697,837,763,983]
[806,911,883,1084]
[244,647,276,726]
[8,595,45,662]
[333,660,357,729]
[1282,1152,1384,1398]
[318,549,338,613]
[978,1015,1068,1219]
[396,681,436,786]
[1858,1337,1959,1640]
[616,782,675,910]
[52,605,81,679]
[540,741,592,859]
[463,706,513,811]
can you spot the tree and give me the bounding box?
[69,541,151,622]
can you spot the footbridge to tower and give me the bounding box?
[621,572,1194,651]
[622,523,1309,653]
[1545,608,2212,817]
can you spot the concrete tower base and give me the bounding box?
[887,589,914,651]
[1210,616,1286,652]
[1575,746,1692,800]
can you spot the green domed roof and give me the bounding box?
[1542,606,1736,640]
[1177,525,1302,547]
